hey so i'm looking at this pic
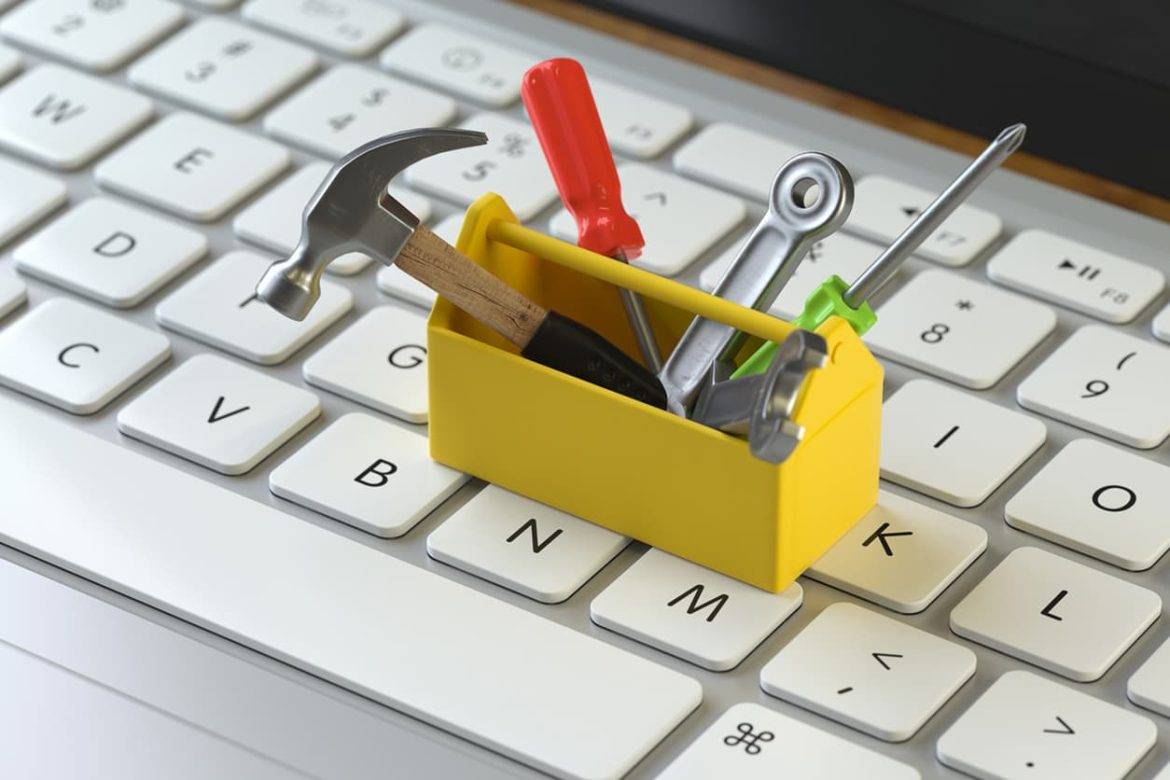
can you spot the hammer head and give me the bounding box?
[256,127,488,320]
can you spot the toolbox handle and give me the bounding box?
[486,220,797,347]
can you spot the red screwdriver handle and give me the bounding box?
[522,58,644,260]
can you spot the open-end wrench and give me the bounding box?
[657,152,852,415]
[690,329,828,463]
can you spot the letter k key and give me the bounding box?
[862,522,914,557]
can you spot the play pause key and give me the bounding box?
[988,230,1164,323]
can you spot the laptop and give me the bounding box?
[0,1,1168,777]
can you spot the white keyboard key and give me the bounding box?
[156,251,351,365]
[302,306,428,424]
[807,490,987,614]
[1018,325,1170,448]
[0,64,153,169]
[428,484,629,603]
[1128,635,1170,718]
[95,112,290,222]
[128,18,318,121]
[865,269,1056,389]
[15,197,206,307]
[379,24,534,107]
[0,154,66,246]
[848,176,1002,266]
[377,212,461,308]
[590,77,691,159]
[270,413,467,538]
[988,229,1164,323]
[263,65,456,160]
[0,395,702,780]
[1006,439,1170,571]
[881,379,1046,507]
[590,548,802,671]
[550,163,745,276]
[0,270,26,320]
[117,353,319,475]
[673,123,802,201]
[761,602,975,741]
[1153,302,1170,342]
[700,231,881,321]
[0,0,183,72]
[660,702,918,780]
[232,162,431,277]
[406,113,555,221]
[243,0,403,57]
[0,298,169,414]
[938,671,1155,780]
[0,44,21,83]
[950,546,1160,681]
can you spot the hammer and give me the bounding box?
[254,128,668,409]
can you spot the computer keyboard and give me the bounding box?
[0,0,1169,778]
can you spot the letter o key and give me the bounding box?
[1092,484,1137,513]
[388,344,425,369]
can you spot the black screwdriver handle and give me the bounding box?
[521,311,669,409]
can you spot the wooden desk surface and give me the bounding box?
[510,0,1170,223]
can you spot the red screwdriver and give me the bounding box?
[521,58,663,372]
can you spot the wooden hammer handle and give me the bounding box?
[395,224,546,347]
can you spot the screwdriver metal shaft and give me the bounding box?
[843,123,1026,307]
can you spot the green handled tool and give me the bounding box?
[732,122,1027,379]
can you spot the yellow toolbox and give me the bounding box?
[427,193,883,592]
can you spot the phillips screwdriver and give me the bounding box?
[522,57,663,372]
[732,122,1027,378]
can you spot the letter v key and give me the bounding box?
[208,395,249,423]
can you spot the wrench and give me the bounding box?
[657,152,852,415]
[689,329,828,463]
